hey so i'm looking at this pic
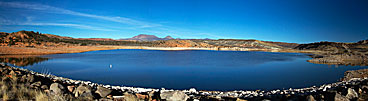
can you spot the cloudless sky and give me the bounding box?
[0,0,367,43]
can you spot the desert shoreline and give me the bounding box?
[0,45,319,55]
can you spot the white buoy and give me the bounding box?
[109,64,112,68]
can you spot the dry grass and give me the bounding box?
[0,73,49,100]
[35,91,49,101]
[0,67,93,101]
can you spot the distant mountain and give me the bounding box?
[132,34,159,39]
[122,34,175,41]
[164,36,174,40]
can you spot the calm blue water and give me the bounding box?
[21,49,368,91]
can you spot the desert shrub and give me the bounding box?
[80,43,88,46]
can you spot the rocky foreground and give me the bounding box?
[1,63,368,101]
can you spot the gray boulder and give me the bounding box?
[346,88,358,100]
[9,70,16,76]
[123,93,139,101]
[74,84,93,98]
[26,74,34,83]
[160,91,189,101]
[67,85,74,93]
[306,95,316,101]
[30,81,41,88]
[95,86,112,98]
[50,83,65,95]
[41,85,49,90]
[20,75,27,82]
[334,93,349,101]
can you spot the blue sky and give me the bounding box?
[0,0,367,43]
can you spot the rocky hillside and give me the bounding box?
[148,39,299,49]
[192,39,298,49]
[295,41,368,53]
[262,41,299,49]
[1,30,301,50]
[151,40,212,47]
[295,40,368,66]
[0,31,152,47]
[295,40,368,55]
[0,30,69,47]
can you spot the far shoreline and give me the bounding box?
[0,45,320,56]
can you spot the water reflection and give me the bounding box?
[0,55,48,66]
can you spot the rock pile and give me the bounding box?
[1,63,368,100]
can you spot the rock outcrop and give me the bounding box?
[343,69,368,81]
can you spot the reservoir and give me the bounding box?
[5,49,368,91]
